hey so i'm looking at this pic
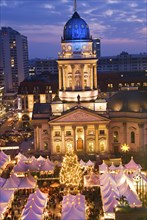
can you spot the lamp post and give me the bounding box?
[133,174,141,194]
[121,143,130,163]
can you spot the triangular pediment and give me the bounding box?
[50,107,109,123]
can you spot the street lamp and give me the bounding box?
[133,174,141,194]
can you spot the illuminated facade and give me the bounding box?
[32,6,147,156]
[0,27,28,92]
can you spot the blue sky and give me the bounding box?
[1,0,147,58]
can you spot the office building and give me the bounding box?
[0,27,29,92]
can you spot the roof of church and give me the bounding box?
[107,90,147,112]
[63,11,90,41]
[32,103,51,120]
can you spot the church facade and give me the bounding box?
[32,7,147,156]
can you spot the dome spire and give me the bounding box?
[74,0,77,12]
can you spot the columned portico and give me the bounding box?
[95,125,99,152]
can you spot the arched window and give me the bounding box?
[113,131,118,142]
[131,131,135,143]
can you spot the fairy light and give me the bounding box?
[59,146,83,187]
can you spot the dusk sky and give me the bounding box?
[1,0,147,59]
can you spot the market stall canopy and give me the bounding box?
[99,161,108,173]
[0,189,14,203]
[125,157,142,170]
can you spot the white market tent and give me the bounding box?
[125,157,142,171]
[79,159,86,167]
[21,208,42,220]
[62,204,85,220]
[0,177,6,187]
[117,162,124,171]
[3,173,20,189]
[109,162,118,172]
[85,160,94,167]
[22,188,48,220]
[0,189,14,203]
[18,174,37,189]
[40,158,55,172]
[15,152,27,162]
[13,160,29,173]
[84,172,100,187]
[99,161,108,173]
[62,194,86,220]
[100,171,142,215]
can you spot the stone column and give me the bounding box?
[123,122,127,143]
[58,65,62,90]
[105,124,109,152]
[90,64,93,90]
[61,126,65,153]
[138,123,144,150]
[35,125,41,151]
[95,125,99,153]
[71,64,75,90]
[94,64,97,89]
[62,66,66,91]
[83,125,87,152]
[50,126,53,154]
[24,95,27,111]
[81,64,84,90]
[72,125,76,151]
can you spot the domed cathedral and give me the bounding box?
[57,5,98,102]
[32,1,147,157]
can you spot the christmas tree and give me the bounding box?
[60,146,83,187]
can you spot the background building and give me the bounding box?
[92,38,101,58]
[98,51,147,72]
[0,27,29,92]
[35,59,58,75]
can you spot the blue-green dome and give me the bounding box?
[63,11,90,41]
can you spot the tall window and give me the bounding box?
[56,145,60,153]
[113,131,118,142]
[89,142,94,152]
[44,142,48,150]
[131,131,135,143]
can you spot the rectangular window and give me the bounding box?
[99,130,105,135]
[55,131,60,137]
[66,131,71,136]
[56,145,60,153]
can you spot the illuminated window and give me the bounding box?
[66,131,71,136]
[44,142,48,150]
[89,142,94,152]
[108,84,113,88]
[113,131,118,142]
[99,139,105,152]
[55,131,60,137]
[56,145,60,153]
[143,82,147,87]
[131,131,135,143]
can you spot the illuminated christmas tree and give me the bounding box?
[60,146,83,187]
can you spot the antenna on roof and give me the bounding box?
[74,0,77,12]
